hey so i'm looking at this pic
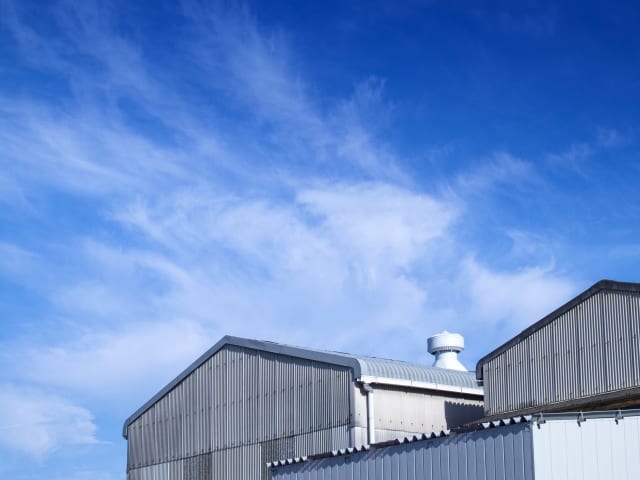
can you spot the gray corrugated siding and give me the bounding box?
[128,426,351,480]
[126,345,352,479]
[482,289,640,417]
[272,423,534,480]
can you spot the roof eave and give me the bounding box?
[357,375,483,396]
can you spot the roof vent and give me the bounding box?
[427,331,467,371]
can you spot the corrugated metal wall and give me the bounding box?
[272,423,535,480]
[273,413,640,480]
[532,414,640,479]
[128,426,351,480]
[126,345,352,480]
[482,289,640,417]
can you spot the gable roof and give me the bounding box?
[475,279,640,380]
[123,335,482,438]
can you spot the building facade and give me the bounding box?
[476,280,640,419]
[123,336,483,480]
[270,410,640,480]
[270,280,640,480]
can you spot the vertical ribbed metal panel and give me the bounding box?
[532,414,640,479]
[272,423,534,480]
[126,345,352,479]
[483,289,640,417]
[127,427,352,480]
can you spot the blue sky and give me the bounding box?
[1,0,639,478]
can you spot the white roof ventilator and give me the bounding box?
[427,331,467,371]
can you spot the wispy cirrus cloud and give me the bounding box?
[0,384,98,459]
[596,127,627,148]
[453,152,539,195]
[0,0,578,379]
[546,142,593,176]
[460,256,575,330]
[0,1,585,476]
[3,177,576,401]
[10,320,212,406]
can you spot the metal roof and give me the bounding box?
[267,408,640,468]
[475,279,640,380]
[355,355,479,387]
[123,335,482,437]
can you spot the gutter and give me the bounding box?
[361,383,375,444]
[358,375,483,397]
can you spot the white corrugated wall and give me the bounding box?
[532,413,640,479]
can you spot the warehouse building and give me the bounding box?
[268,279,640,479]
[476,279,640,419]
[123,336,483,480]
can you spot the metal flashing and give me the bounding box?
[358,375,483,396]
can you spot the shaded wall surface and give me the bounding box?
[350,385,483,445]
[126,345,352,480]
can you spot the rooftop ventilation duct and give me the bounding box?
[427,331,467,371]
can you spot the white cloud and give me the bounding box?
[0,1,598,478]
[596,127,626,148]
[546,142,593,175]
[0,0,588,459]
[453,152,539,196]
[47,471,122,480]
[298,183,456,269]
[112,182,456,281]
[461,257,576,330]
[16,320,213,404]
[1,175,580,397]
[0,243,38,281]
[0,384,98,459]
[183,3,407,181]
[1,182,459,401]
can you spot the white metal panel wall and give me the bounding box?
[372,387,484,432]
[532,414,640,479]
[351,385,483,437]
[126,345,352,478]
[272,423,534,480]
[483,289,640,416]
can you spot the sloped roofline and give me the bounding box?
[475,279,640,380]
[121,335,364,438]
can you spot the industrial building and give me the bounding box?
[477,279,640,419]
[123,336,483,480]
[125,279,640,479]
[268,279,640,479]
